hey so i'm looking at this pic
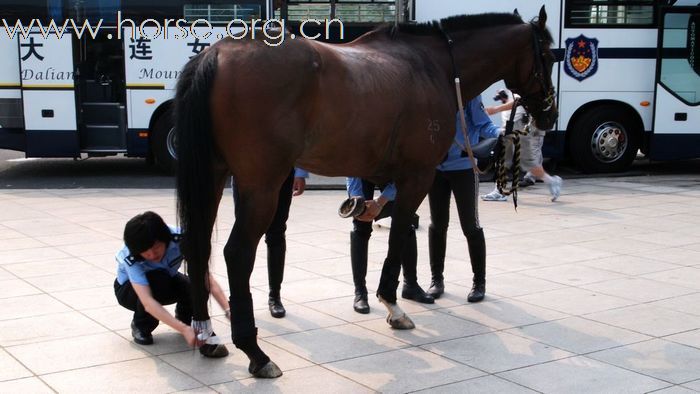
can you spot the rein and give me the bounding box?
[438,25,481,175]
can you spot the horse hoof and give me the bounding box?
[250,361,283,378]
[387,313,415,330]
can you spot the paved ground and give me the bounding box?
[1,174,700,393]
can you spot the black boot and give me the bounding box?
[466,228,487,303]
[428,225,447,298]
[268,294,285,318]
[401,282,434,304]
[267,238,286,318]
[353,291,369,314]
[467,283,486,303]
[350,229,371,313]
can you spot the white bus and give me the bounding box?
[0,0,276,171]
[409,0,700,173]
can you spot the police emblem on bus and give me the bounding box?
[564,35,599,81]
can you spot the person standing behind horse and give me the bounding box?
[232,168,307,318]
[482,89,563,202]
[427,95,500,303]
[114,211,229,357]
[346,178,433,314]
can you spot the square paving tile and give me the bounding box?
[588,339,700,384]
[505,316,651,354]
[584,304,700,337]
[7,332,149,375]
[498,356,669,393]
[665,329,700,349]
[422,331,573,374]
[212,365,374,393]
[0,311,107,347]
[515,287,636,316]
[581,277,696,303]
[0,294,71,320]
[439,298,568,331]
[265,324,407,364]
[326,347,484,393]
[40,357,202,393]
[0,348,32,381]
[413,374,538,393]
[0,377,54,393]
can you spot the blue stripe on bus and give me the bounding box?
[553,47,658,62]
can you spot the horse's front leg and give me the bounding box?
[376,170,435,329]
[224,185,283,378]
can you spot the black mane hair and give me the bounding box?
[385,12,525,37]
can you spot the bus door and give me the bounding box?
[652,5,700,160]
[18,31,79,157]
[74,30,127,154]
[0,35,24,151]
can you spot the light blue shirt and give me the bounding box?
[437,95,501,172]
[294,168,309,178]
[346,177,396,201]
[115,226,183,286]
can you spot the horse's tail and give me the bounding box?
[175,47,219,321]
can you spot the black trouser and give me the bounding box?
[428,169,486,284]
[233,169,294,298]
[114,270,192,333]
[350,179,419,294]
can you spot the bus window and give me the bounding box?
[660,12,700,105]
[566,0,658,28]
[183,3,264,23]
[3,0,52,23]
[286,0,396,23]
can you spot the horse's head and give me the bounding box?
[507,6,558,130]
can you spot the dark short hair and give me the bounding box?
[123,211,173,257]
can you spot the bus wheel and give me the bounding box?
[570,106,639,173]
[151,112,177,173]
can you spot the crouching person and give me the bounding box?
[114,211,229,358]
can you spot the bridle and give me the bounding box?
[517,24,555,116]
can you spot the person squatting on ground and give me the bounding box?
[114,211,229,357]
[482,89,562,202]
[427,95,498,303]
[346,177,433,314]
[232,168,308,319]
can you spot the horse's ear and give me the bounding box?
[538,5,547,29]
[513,8,520,17]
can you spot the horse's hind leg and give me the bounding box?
[377,170,435,329]
[224,183,284,378]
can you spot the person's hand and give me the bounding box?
[292,177,306,196]
[181,326,197,347]
[356,199,382,222]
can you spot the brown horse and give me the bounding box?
[175,7,557,378]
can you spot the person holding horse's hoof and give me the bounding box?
[427,95,501,303]
[114,211,230,357]
[345,178,433,316]
[233,168,308,319]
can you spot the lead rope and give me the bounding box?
[495,99,528,209]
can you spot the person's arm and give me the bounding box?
[346,177,364,197]
[485,100,514,115]
[293,168,308,196]
[207,273,230,320]
[470,97,501,139]
[131,283,196,346]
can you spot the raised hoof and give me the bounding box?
[386,313,415,330]
[249,360,283,378]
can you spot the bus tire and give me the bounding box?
[151,112,177,173]
[569,106,639,173]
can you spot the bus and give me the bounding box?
[410,0,700,173]
[0,0,276,171]
[0,0,399,171]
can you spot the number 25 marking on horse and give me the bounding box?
[428,119,440,144]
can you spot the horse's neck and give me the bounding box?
[449,26,530,99]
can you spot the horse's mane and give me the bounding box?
[382,12,552,44]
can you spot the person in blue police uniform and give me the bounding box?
[232,168,308,318]
[427,95,500,303]
[114,211,229,357]
[346,177,433,314]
